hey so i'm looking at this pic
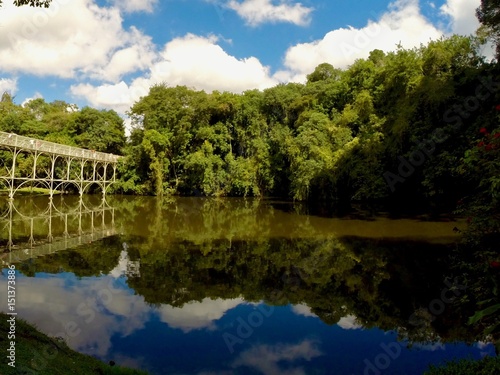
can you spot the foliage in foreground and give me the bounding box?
[425,356,500,375]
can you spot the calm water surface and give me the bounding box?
[0,196,495,374]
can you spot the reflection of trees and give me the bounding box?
[2,195,121,277]
[12,195,485,346]
[446,238,500,353]
[122,234,484,345]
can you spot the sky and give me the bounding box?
[0,0,488,126]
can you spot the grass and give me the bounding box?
[0,312,148,375]
[0,187,63,196]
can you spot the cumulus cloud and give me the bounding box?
[0,0,155,81]
[224,0,313,26]
[71,80,149,114]
[278,0,443,81]
[440,0,480,35]
[153,34,277,91]
[0,77,17,95]
[71,34,278,116]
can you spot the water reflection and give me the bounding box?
[0,196,495,374]
[0,196,116,265]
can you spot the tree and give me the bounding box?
[306,63,340,83]
[476,0,500,57]
[0,0,52,7]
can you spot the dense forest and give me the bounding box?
[1,36,497,204]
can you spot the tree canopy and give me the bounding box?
[476,0,500,57]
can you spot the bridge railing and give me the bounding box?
[0,131,121,163]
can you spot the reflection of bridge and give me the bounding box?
[0,197,117,264]
[0,131,121,198]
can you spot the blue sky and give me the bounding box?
[0,0,485,124]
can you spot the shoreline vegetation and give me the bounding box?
[0,187,63,196]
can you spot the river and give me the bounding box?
[0,195,495,374]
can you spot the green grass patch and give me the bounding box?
[0,187,62,196]
[0,312,148,374]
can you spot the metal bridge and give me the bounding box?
[0,131,121,198]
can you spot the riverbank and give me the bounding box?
[0,312,147,375]
[0,187,62,196]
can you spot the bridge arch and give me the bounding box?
[0,131,121,199]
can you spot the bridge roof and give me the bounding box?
[0,131,121,163]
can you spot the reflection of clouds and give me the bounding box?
[337,315,362,330]
[0,275,149,357]
[111,353,147,371]
[411,342,445,351]
[477,341,494,350]
[0,273,248,360]
[109,250,129,277]
[109,250,140,278]
[232,339,323,375]
[291,304,317,318]
[156,297,245,332]
[476,341,496,357]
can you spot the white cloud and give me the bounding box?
[21,91,43,106]
[71,80,145,114]
[154,34,277,91]
[440,0,480,35]
[156,297,245,332]
[225,0,313,26]
[71,33,278,117]
[278,0,443,81]
[110,0,158,13]
[0,0,155,81]
[0,77,17,95]
[232,339,323,375]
